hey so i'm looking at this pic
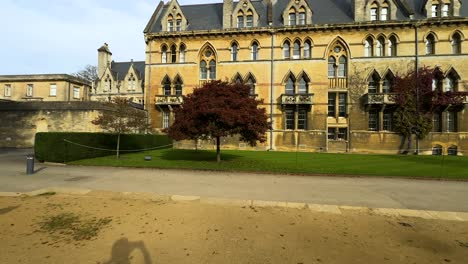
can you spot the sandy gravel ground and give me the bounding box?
[1,191,468,264]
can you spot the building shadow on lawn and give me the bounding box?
[103,237,153,264]
[160,149,241,162]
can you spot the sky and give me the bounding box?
[0,0,221,75]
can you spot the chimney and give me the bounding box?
[223,0,233,29]
[97,43,112,79]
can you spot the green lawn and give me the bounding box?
[70,149,468,179]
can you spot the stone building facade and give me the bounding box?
[91,43,145,104]
[143,0,468,155]
[0,74,91,102]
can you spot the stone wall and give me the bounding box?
[0,101,143,148]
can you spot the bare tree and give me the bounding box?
[92,97,148,158]
[73,65,98,82]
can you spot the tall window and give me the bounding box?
[209,60,216,79]
[451,33,461,54]
[382,76,393,93]
[50,84,57,96]
[368,74,378,93]
[383,110,393,131]
[285,109,295,129]
[170,45,177,63]
[283,41,290,59]
[163,78,171,95]
[364,38,373,57]
[447,111,457,132]
[179,44,186,63]
[433,112,442,132]
[303,40,311,59]
[298,77,307,94]
[328,93,336,117]
[293,40,300,59]
[161,45,167,63]
[200,61,207,80]
[251,42,259,60]
[442,4,449,17]
[445,76,455,92]
[338,93,347,117]
[328,93,347,118]
[425,34,435,55]
[174,78,183,95]
[246,76,256,95]
[328,57,336,77]
[380,7,388,20]
[369,111,379,131]
[26,84,33,97]
[163,112,170,129]
[298,109,307,130]
[338,56,347,77]
[289,12,296,26]
[388,36,397,56]
[4,84,11,97]
[237,12,244,28]
[73,86,80,99]
[231,43,238,61]
[285,76,294,95]
[376,37,385,56]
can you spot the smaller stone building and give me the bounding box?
[92,43,145,104]
[0,74,91,102]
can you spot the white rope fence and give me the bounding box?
[63,139,174,152]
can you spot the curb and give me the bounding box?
[2,189,468,222]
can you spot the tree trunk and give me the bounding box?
[116,133,121,159]
[216,136,221,163]
[407,133,412,153]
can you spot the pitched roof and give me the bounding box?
[145,0,467,34]
[110,61,145,81]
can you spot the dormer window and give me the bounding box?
[381,7,388,20]
[370,8,378,21]
[289,10,296,26]
[246,10,253,28]
[431,5,439,17]
[167,15,174,31]
[237,11,244,28]
[176,14,182,31]
[442,4,449,17]
[298,7,306,25]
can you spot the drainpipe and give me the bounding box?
[146,38,152,132]
[414,23,420,154]
[269,30,274,151]
[68,82,71,101]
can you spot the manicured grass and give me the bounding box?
[70,148,468,179]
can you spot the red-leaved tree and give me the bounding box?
[166,80,270,162]
[392,67,467,152]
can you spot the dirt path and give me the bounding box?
[1,192,468,264]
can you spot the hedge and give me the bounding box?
[34,132,172,163]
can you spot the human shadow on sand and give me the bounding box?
[103,238,153,264]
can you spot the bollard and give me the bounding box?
[26,154,35,175]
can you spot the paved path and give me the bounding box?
[2,149,468,212]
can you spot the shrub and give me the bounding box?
[34,132,172,163]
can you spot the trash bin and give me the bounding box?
[26,154,34,175]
